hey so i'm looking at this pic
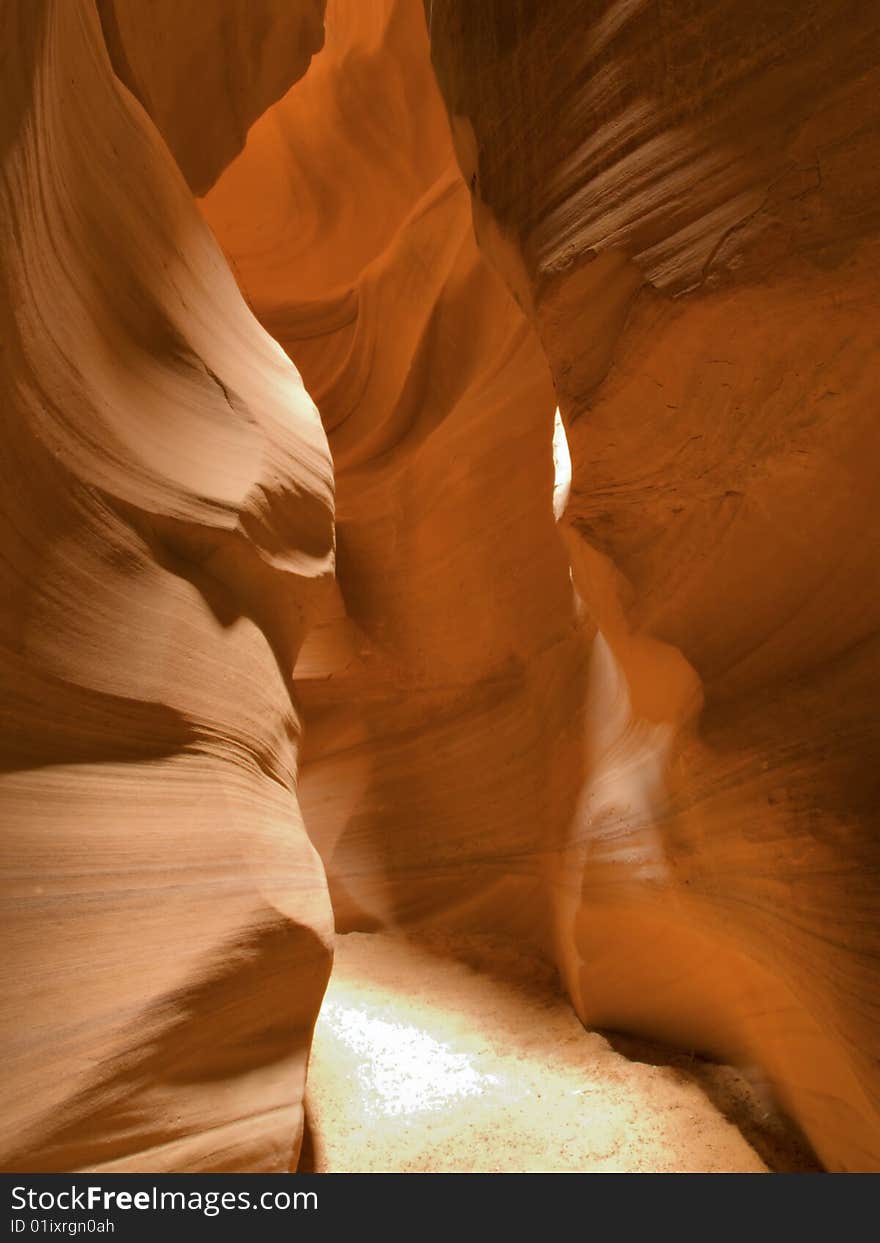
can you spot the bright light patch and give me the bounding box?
[322,999,499,1117]
[552,407,572,520]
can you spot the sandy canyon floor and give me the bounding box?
[302,933,820,1174]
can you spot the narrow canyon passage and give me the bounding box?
[301,935,819,1174]
[3,0,879,1179]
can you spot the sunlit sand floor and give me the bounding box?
[302,932,820,1173]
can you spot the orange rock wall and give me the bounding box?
[3,0,879,1175]
[96,0,327,195]
[1,0,333,1171]
[425,0,880,1170]
[203,0,581,939]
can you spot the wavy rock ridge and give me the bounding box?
[2,0,879,1173]
[426,0,880,1171]
[1,0,333,1172]
[202,0,578,941]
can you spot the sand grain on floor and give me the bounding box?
[304,933,812,1173]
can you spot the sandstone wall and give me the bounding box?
[203,0,582,940]
[4,0,879,1174]
[425,0,880,1170]
[1,0,334,1172]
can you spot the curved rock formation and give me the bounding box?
[202,0,580,939]
[4,0,879,1176]
[96,0,327,195]
[1,0,334,1171]
[425,0,880,1171]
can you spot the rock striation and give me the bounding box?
[202,0,580,941]
[2,0,879,1174]
[425,0,880,1171]
[1,0,333,1171]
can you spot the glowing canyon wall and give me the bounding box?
[424,0,880,1170]
[1,0,879,1173]
[200,0,579,941]
[1,0,333,1171]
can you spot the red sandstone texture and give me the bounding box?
[1,0,878,1172]
[424,0,880,1171]
[1,0,333,1171]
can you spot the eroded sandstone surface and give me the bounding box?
[201,0,578,942]
[2,0,878,1173]
[425,0,880,1170]
[1,0,334,1171]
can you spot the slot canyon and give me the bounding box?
[1,0,878,1175]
